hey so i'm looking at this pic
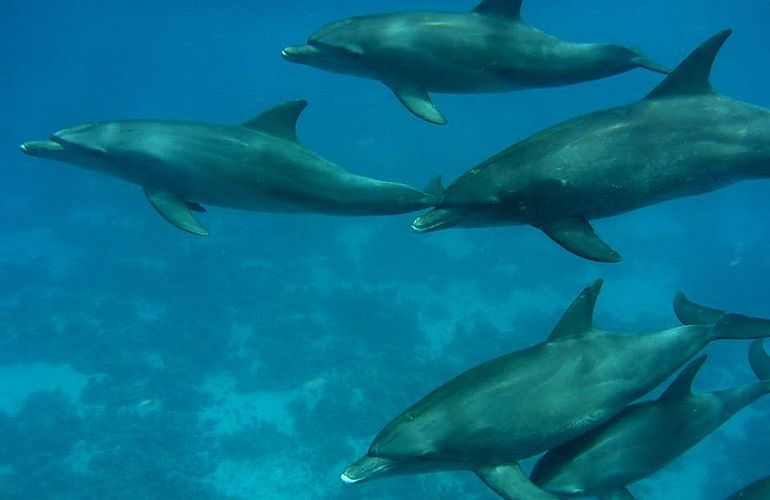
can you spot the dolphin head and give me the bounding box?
[282,18,370,75]
[21,120,177,183]
[21,122,114,171]
[341,403,465,487]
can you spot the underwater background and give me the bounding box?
[2,1,770,498]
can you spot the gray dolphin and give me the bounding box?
[340,280,770,499]
[727,475,770,500]
[530,339,770,499]
[412,29,770,262]
[20,100,435,235]
[282,0,667,124]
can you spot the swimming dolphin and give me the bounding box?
[20,100,435,235]
[340,280,770,499]
[412,29,770,262]
[282,0,668,124]
[530,339,770,499]
[727,475,770,500]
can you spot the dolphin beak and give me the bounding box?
[281,44,320,61]
[411,208,456,233]
[20,140,65,156]
[341,455,398,484]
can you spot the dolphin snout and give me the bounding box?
[281,44,319,60]
[20,140,65,155]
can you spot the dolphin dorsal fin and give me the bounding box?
[661,354,707,401]
[547,279,603,342]
[749,340,770,381]
[473,0,522,19]
[646,29,732,100]
[243,99,308,142]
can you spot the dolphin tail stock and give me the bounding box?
[674,293,770,341]
[475,463,558,500]
[631,53,670,75]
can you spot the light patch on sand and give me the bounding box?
[0,362,88,415]
[199,373,295,435]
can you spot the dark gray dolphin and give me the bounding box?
[20,100,435,235]
[340,280,770,499]
[727,475,770,500]
[412,29,770,262]
[282,0,667,124]
[530,338,770,499]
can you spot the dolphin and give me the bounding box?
[530,339,770,500]
[727,475,770,500]
[412,29,770,262]
[340,280,770,499]
[20,100,435,235]
[282,0,668,124]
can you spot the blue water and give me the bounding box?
[2,1,769,498]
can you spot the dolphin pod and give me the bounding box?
[18,1,770,498]
[21,100,435,235]
[283,0,667,124]
[412,29,770,262]
[530,339,770,499]
[341,280,770,499]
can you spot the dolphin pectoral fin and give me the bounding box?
[144,189,209,236]
[538,216,621,263]
[476,463,557,500]
[387,83,447,125]
[186,201,207,213]
[599,488,636,500]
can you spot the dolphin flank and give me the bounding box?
[283,0,668,124]
[21,100,435,235]
[412,29,770,262]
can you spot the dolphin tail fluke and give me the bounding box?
[674,293,770,341]
[476,463,558,500]
[749,340,770,381]
[673,293,726,325]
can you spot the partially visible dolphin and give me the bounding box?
[412,29,770,262]
[20,100,435,235]
[340,280,770,499]
[282,0,667,124]
[727,475,770,500]
[530,339,770,500]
